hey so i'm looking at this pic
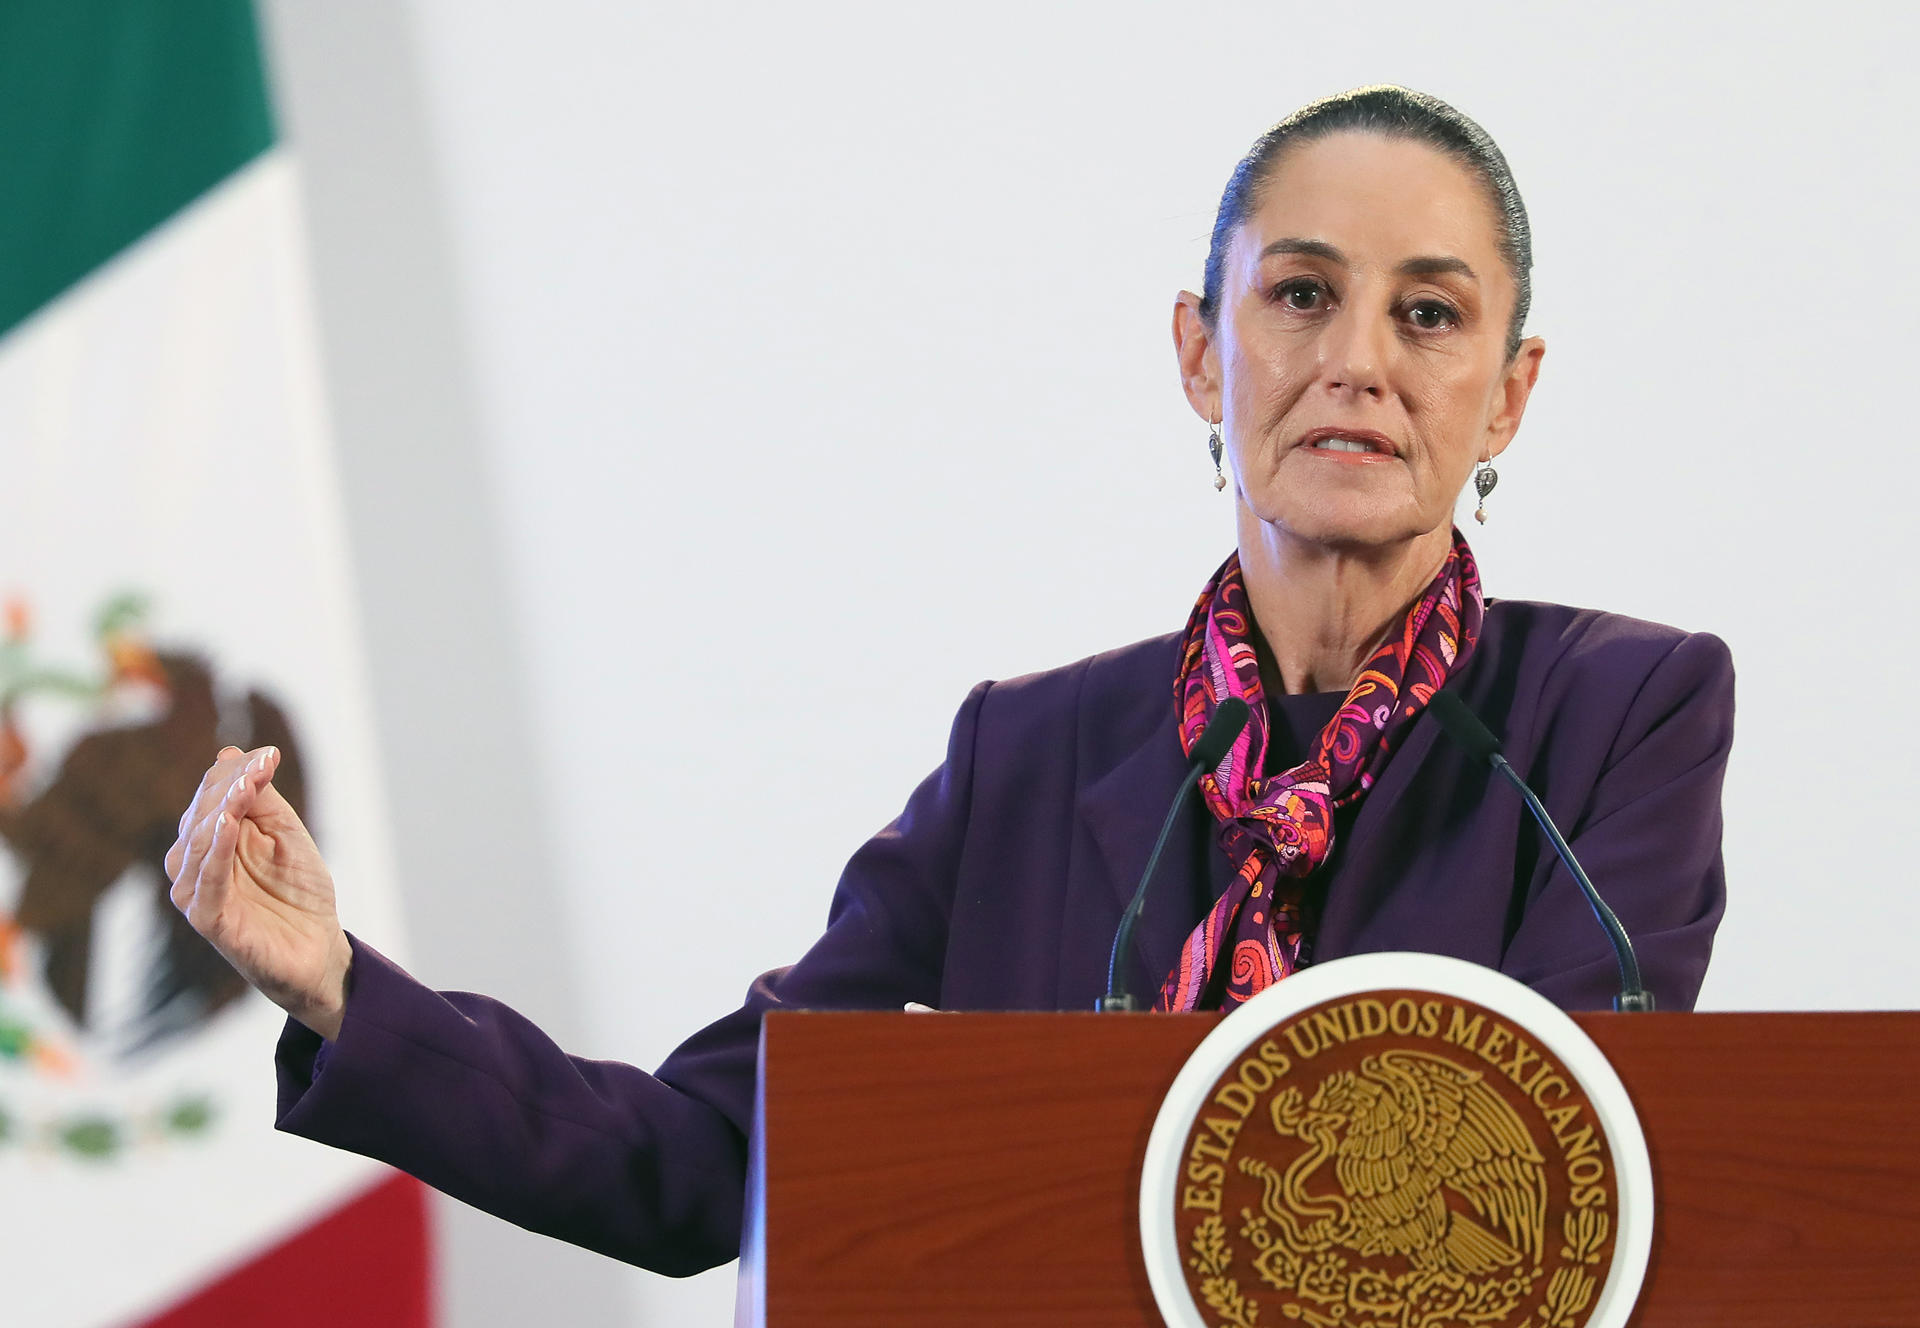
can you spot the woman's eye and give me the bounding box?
[1408,300,1458,331]
[1275,279,1327,310]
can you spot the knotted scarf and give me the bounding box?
[1154,527,1485,1012]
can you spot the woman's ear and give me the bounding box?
[1484,335,1546,460]
[1172,291,1222,424]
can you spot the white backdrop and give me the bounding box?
[265,2,1920,1324]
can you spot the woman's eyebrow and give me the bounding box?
[1259,237,1346,264]
[1399,254,1477,281]
[1258,237,1477,282]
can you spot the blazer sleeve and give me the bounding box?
[1499,631,1735,1011]
[272,679,990,1275]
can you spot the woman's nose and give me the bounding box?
[1317,302,1389,398]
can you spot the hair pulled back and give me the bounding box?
[1200,86,1533,363]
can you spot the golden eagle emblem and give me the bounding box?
[1231,1049,1552,1326]
[1169,993,1621,1328]
[1252,1049,1548,1278]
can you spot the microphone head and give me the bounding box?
[1190,697,1251,771]
[1426,689,1503,765]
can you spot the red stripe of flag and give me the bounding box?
[133,1174,434,1328]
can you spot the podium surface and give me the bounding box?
[737,1010,1920,1327]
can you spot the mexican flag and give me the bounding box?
[0,4,432,1324]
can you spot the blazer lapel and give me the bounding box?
[1074,703,1212,1006]
[1311,700,1453,958]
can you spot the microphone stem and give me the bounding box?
[1100,757,1202,1012]
[1490,755,1653,1012]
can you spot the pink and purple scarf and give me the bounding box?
[1155,528,1485,1012]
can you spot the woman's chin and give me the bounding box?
[1242,496,1436,552]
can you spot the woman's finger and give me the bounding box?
[188,810,240,928]
[169,798,224,914]
[225,759,272,823]
[182,747,245,823]
[212,748,278,829]
[178,748,251,840]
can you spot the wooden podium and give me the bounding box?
[735,1010,1920,1327]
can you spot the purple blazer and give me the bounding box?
[274,599,1733,1276]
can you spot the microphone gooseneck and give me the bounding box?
[1098,698,1251,1012]
[1426,690,1655,1013]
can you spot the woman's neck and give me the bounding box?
[1236,514,1453,697]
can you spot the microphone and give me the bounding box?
[1098,698,1251,1012]
[1425,690,1655,1013]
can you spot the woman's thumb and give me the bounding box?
[245,758,307,834]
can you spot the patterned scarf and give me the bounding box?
[1154,527,1484,1012]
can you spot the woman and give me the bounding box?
[165,86,1732,1275]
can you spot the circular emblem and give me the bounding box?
[1142,954,1652,1328]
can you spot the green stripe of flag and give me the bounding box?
[0,0,275,340]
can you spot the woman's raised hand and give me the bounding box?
[166,745,352,1041]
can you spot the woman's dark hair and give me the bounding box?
[1200,85,1533,362]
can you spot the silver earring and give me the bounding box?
[1473,458,1499,524]
[1209,421,1226,491]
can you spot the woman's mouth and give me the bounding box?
[1295,427,1400,459]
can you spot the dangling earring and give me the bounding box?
[1473,457,1499,524]
[1209,420,1226,491]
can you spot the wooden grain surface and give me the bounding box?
[753,1010,1920,1327]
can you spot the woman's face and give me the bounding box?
[1176,132,1545,551]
